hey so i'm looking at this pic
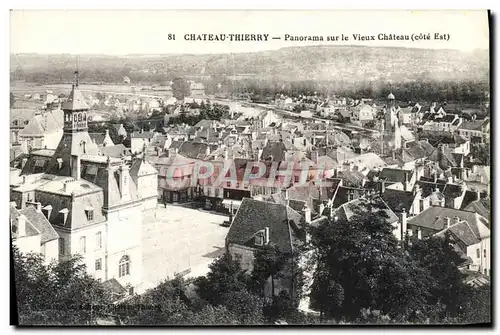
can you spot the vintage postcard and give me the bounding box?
[9,10,490,326]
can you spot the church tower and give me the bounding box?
[383,92,402,151]
[44,73,100,177]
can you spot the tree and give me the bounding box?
[13,247,112,325]
[10,92,15,108]
[171,78,191,101]
[308,200,431,322]
[194,254,251,306]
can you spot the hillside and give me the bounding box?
[10,45,489,84]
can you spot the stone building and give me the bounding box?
[10,80,158,295]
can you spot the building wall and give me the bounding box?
[43,239,59,264]
[68,222,107,282]
[137,173,158,204]
[43,130,64,150]
[106,203,143,292]
[13,234,42,255]
[466,237,491,276]
[228,244,256,273]
[131,138,152,154]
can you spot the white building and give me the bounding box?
[10,82,158,295]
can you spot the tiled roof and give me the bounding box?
[379,168,413,184]
[177,141,217,160]
[407,207,489,236]
[131,131,156,139]
[129,157,157,177]
[443,183,465,198]
[463,198,490,222]
[20,206,59,244]
[434,220,480,247]
[102,278,127,296]
[10,207,40,239]
[100,144,131,158]
[337,170,366,187]
[89,133,106,145]
[261,141,288,162]
[381,189,416,213]
[459,120,487,131]
[62,85,90,111]
[416,179,447,198]
[333,197,399,224]
[226,198,304,253]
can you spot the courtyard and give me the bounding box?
[141,204,229,291]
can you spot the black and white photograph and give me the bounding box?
[8,9,491,326]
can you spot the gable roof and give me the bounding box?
[20,206,59,244]
[407,207,489,235]
[381,189,416,213]
[379,168,414,184]
[226,198,303,253]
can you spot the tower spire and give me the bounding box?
[75,55,80,87]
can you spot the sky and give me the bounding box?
[10,10,489,55]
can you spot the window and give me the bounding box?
[86,210,94,221]
[255,232,265,246]
[59,238,65,255]
[95,259,102,271]
[484,269,487,276]
[233,253,242,263]
[80,236,86,254]
[119,255,130,277]
[484,249,487,258]
[476,248,480,258]
[95,232,102,250]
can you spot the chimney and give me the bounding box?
[205,146,211,158]
[21,158,28,170]
[304,205,312,224]
[35,202,42,213]
[454,216,460,225]
[311,150,319,165]
[476,190,481,201]
[22,175,27,185]
[380,179,386,194]
[119,164,131,201]
[224,148,229,160]
[71,155,81,180]
[406,228,413,237]
[413,184,421,196]
[17,214,26,237]
[264,227,270,245]
[446,217,451,228]
[417,227,422,240]
[400,208,407,241]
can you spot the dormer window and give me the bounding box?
[255,232,265,246]
[85,208,94,221]
[57,158,63,170]
[254,227,270,246]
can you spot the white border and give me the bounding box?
[2,1,498,334]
